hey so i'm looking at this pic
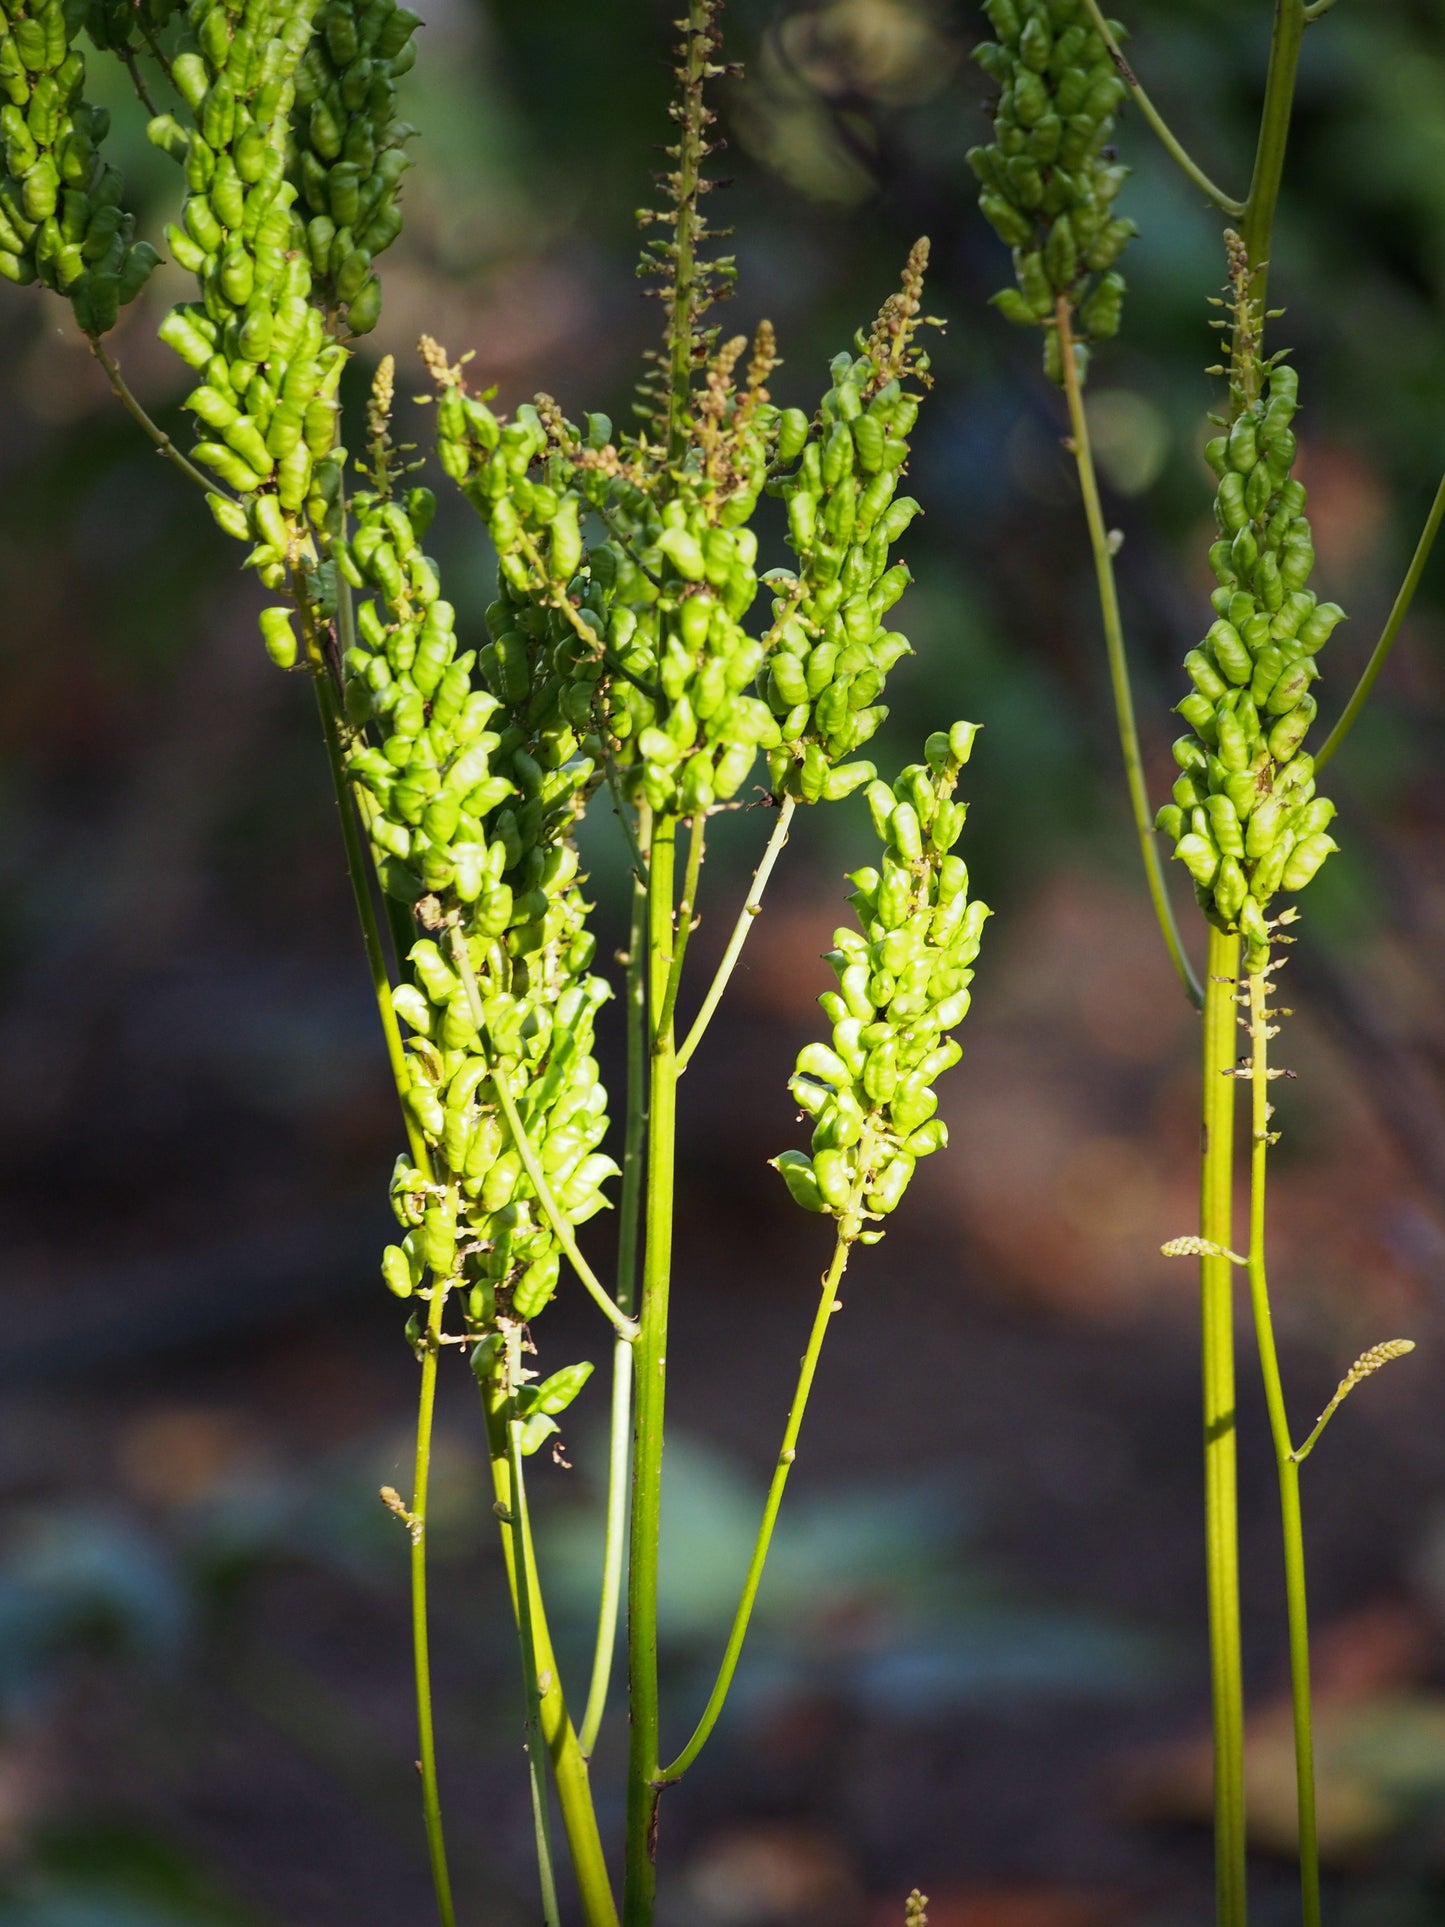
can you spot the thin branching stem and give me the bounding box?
[579,808,652,1758]
[447,927,638,1341]
[1078,0,1245,215]
[88,336,229,500]
[483,1391,621,1927]
[1317,466,1445,769]
[507,1413,564,1927]
[661,1230,851,1781]
[657,811,705,1044]
[1056,299,1202,1007]
[1243,963,1321,1927]
[677,796,796,1071]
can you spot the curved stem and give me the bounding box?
[677,797,797,1072]
[494,1073,639,1340]
[302,615,454,1921]
[1078,0,1245,215]
[1244,966,1321,1927]
[308,665,431,1174]
[661,1232,850,1782]
[1201,928,1246,1927]
[506,1414,563,1927]
[623,816,678,1927]
[446,927,638,1341]
[580,821,651,1758]
[1303,0,1336,17]
[412,1283,459,1927]
[484,1391,621,1927]
[88,336,228,500]
[1316,466,1445,770]
[1056,301,1203,1008]
[119,44,159,115]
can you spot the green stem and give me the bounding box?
[1056,300,1203,1008]
[506,1412,563,1927]
[580,813,652,1758]
[623,815,678,1927]
[308,668,430,1173]
[89,335,232,500]
[302,613,455,1923]
[412,1284,459,1927]
[1316,466,1445,770]
[484,1393,621,1927]
[677,797,796,1073]
[1240,0,1308,312]
[1078,0,1245,215]
[657,811,705,1045]
[661,1232,851,1781]
[1244,966,1321,1927]
[1201,927,1246,1927]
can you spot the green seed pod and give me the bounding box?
[259,604,299,669]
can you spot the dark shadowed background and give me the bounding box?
[2,2,1445,1923]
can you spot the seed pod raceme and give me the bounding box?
[774,722,990,1244]
[290,0,419,332]
[342,364,618,1369]
[763,241,940,806]
[0,0,160,328]
[969,0,1136,383]
[149,0,352,638]
[1155,265,1341,971]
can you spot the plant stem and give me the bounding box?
[308,667,431,1173]
[87,336,229,500]
[1056,299,1203,1008]
[299,610,457,1923]
[1244,964,1321,1927]
[657,812,705,1044]
[507,1412,563,1927]
[412,1282,459,1927]
[1240,0,1308,311]
[484,1392,621,1927]
[1316,466,1445,770]
[1201,927,1246,1927]
[623,815,679,1927]
[580,812,652,1758]
[446,927,638,1341]
[677,797,796,1072]
[1078,0,1245,215]
[661,1232,851,1781]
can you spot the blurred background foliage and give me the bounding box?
[2,1,1445,1922]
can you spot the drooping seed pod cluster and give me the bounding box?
[329,377,619,1364]
[0,0,159,326]
[290,0,418,333]
[148,0,349,543]
[1154,357,1342,970]
[774,723,990,1244]
[969,0,1135,383]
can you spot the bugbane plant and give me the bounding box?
[972,5,1429,1925]
[7,1,992,1920]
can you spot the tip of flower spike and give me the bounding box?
[1161,1236,1246,1265]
